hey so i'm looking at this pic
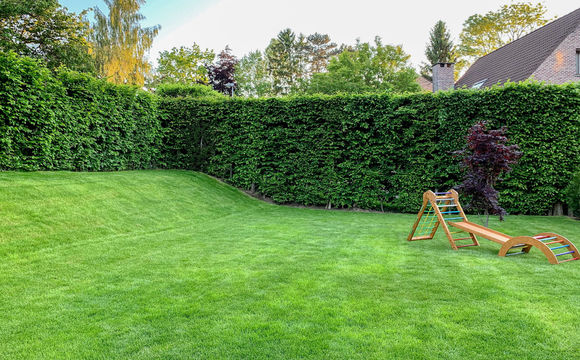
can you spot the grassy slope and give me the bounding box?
[0,170,578,359]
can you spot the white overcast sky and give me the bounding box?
[63,0,579,69]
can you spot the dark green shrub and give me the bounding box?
[566,171,580,216]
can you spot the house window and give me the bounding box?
[472,79,487,89]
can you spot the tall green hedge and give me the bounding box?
[2,52,579,215]
[160,83,580,214]
[0,52,162,171]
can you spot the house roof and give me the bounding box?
[416,76,433,92]
[455,7,580,89]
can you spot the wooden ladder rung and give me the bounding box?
[411,235,433,240]
[510,244,528,249]
[453,237,472,241]
[456,243,478,248]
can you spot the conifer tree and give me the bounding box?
[265,28,307,95]
[305,33,339,74]
[421,20,455,81]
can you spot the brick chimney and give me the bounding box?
[432,63,455,91]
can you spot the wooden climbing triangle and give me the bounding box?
[407,190,478,250]
[408,190,579,265]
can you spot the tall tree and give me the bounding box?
[306,37,420,95]
[420,20,455,81]
[207,46,238,96]
[91,0,160,86]
[265,28,307,95]
[235,50,272,97]
[0,0,94,72]
[457,2,553,74]
[153,44,214,85]
[305,33,339,74]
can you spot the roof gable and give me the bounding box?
[456,7,580,89]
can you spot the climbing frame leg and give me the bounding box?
[408,194,439,241]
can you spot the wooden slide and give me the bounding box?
[407,190,579,265]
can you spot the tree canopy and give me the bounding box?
[305,33,339,74]
[306,37,420,95]
[91,0,160,86]
[0,0,94,72]
[153,44,215,85]
[265,28,308,95]
[235,50,272,98]
[457,2,553,74]
[207,46,238,96]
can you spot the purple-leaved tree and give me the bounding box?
[455,121,522,227]
[207,46,238,96]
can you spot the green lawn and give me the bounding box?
[0,170,578,359]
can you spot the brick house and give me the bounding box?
[433,7,580,91]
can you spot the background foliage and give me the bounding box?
[420,20,456,81]
[0,0,94,73]
[91,0,160,86]
[1,52,579,214]
[306,37,420,95]
[155,83,224,99]
[456,2,552,75]
[152,43,215,86]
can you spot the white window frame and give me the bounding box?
[472,79,487,89]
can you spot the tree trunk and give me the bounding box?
[484,209,489,228]
[552,202,564,216]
